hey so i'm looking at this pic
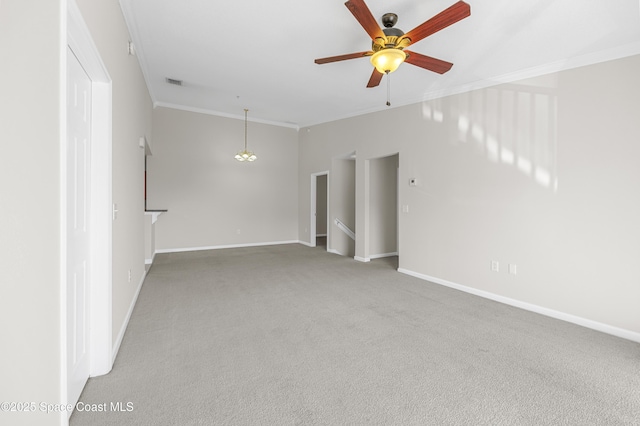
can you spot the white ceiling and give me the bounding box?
[120,0,640,128]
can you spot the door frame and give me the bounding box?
[364,153,400,262]
[64,0,113,397]
[310,171,329,248]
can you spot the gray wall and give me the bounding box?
[298,55,640,337]
[148,107,299,251]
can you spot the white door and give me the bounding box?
[67,46,92,406]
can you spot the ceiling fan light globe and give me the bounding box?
[370,48,406,74]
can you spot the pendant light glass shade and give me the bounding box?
[234,150,257,162]
[370,48,406,74]
[235,109,257,162]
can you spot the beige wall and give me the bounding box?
[0,1,65,424]
[369,154,398,257]
[329,158,356,257]
[0,1,151,424]
[75,0,153,349]
[148,107,299,251]
[298,55,640,337]
[1,4,637,424]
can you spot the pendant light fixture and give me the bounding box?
[234,108,257,162]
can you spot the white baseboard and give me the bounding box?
[156,240,300,254]
[327,248,343,256]
[144,251,156,265]
[398,268,640,344]
[370,251,398,259]
[355,252,398,262]
[298,240,314,248]
[112,270,146,363]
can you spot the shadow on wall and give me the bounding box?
[423,80,559,192]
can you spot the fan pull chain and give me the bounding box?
[386,71,391,107]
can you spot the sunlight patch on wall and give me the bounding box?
[422,103,444,123]
[458,115,470,141]
[451,84,559,192]
[486,135,499,162]
[518,157,533,175]
[501,148,515,165]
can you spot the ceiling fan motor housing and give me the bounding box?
[381,13,398,28]
[373,26,407,51]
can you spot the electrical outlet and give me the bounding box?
[509,264,517,275]
[236,229,241,235]
[128,269,132,283]
[491,261,499,272]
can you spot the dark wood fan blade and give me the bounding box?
[404,51,453,74]
[315,51,372,64]
[366,69,383,88]
[402,1,470,45]
[345,0,384,40]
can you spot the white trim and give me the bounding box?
[398,268,640,344]
[334,218,356,241]
[153,102,300,130]
[412,42,640,105]
[298,240,314,248]
[370,251,398,259]
[310,175,317,248]
[112,271,145,363]
[155,240,300,254]
[327,248,343,256]
[144,251,156,265]
[88,81,113,377]
[67,0,114,379]
[354,256,370,263]
[60,1,69,420]
[310,171,330,249]
[299,42,640,128]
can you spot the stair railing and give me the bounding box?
[334,218,355,241]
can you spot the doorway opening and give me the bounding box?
[367,153,399,267]
[310,171,329,249]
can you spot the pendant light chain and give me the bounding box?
[386,71,391,107]
[234,108,257,162]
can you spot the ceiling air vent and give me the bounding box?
[165,78,183,86]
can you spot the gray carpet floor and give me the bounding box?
[71,244,640,425]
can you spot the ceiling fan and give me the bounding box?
[315,0,471,89]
